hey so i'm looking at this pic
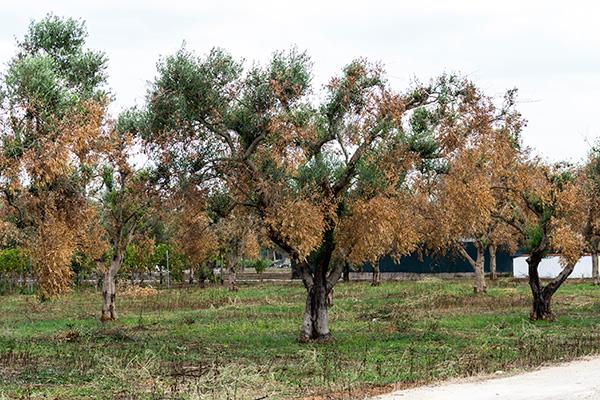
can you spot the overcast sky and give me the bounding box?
[1,0,598,162]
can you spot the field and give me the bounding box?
[2,278,600,399]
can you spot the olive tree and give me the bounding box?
[0,15,109,298]
[136,46,488,341]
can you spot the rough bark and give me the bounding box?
[297,229,343,342]
[100,255,121,322]
[458,242,486,293]
[300,275,330,342]
[489,243,497,281]
[227,256,238,292]
[527,251,576,320]
[371,262,381,286]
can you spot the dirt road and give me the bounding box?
[374,357,600,400]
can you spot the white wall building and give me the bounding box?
[513,256,595,279]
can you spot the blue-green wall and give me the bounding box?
[363,243,513,274]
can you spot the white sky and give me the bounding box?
[1,0,599,162]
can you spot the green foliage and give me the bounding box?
[268,47,312,105]
[296,153,342,191]
[353,152,388,198]
[1,13,108,166]
[524,223,544,252]
[241,258,273,274]
[152,243,188,282]
[0,248,28,275]
[551,162,575,189]
[17,14,108,100]
[115,107,148,135]
[206,190,233,221]
[5,54,71,120]
[146,47,241,137]
[407,108,440,158]
[122,243,153,275]
[322,59,383,122]
[70,251,100,284]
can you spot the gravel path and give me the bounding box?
[373,357,600,400]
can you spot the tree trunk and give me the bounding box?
[371,262,381,286]
[297,229,343,342]
[489,243,497,281]
[227,256,238,292]
[100,269,116,321]
[527,251,575,321]
[342,262,350,282]
[300,277,331,342]
[458,242,486,293]
[473,255,486,293]
[531,291,553,320]
[592,251,599,286]
[227,267,237,291]
[101,256,121,322]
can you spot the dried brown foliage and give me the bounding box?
[336,194,421,265]
[0,101,109,298]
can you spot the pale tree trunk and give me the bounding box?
[371,262,381,286]
[489,243,497,281]
[473,251,486,293]
[101,255,121,322]
[188,267,194,285]
[458,242,486,293]
[227,255,238,292]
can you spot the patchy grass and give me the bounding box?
[2,279,600,399]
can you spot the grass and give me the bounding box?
[2,278,600,399]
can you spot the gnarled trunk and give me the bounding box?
[297,230,343,342]
[527,251,575,321]
[300,279,331,342]
[489,243,497,281]
[101,256,121,322]
[458,241,486,293]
